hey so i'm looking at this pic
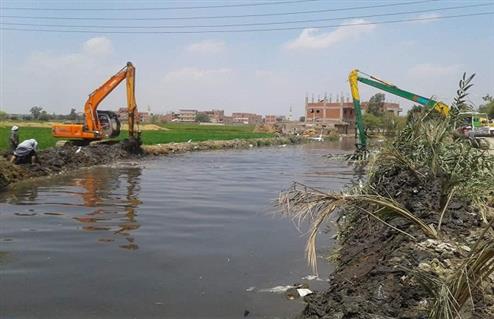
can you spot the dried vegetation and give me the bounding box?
[279,75,494,318]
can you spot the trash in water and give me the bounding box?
[297,288,313,297]
[245,286,256,292]
[285,287,313,300]
[259,283,312,300]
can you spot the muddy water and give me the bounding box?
[0,141,357,319]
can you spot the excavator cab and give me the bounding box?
[97,111,121,138]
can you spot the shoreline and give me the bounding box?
[0,136,306,191]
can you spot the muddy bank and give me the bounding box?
[0,136,305,190]
[297,165,493,318]
[142,136,304,155]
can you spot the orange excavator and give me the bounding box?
[52,62,140,144]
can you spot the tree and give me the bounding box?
[68,108,77,121]
[0,110,7,121]
[38,110,50,121]
[367,93,385,116]
[479,94,494,116]
[30,106,43,120]
[195,113,210,123]
[382,112,406,134]
[363,113,382,133]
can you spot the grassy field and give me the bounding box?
[0,122,273,150]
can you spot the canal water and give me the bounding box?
[0,141,356,319]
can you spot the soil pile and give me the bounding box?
[299,164,493,319]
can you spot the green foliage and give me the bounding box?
[38,110,50,121]
[479,94,494,116]
[0,127,55,150]
[363,113,381,132]
[195,113,210,123]
[367,93,385,116]
[29,106,43,120]
[364,112,405,135]
[449,73,476,126]
[0,123,272,150]
[388,115,494,207]
[0,111,7,121]
[68,108,78,121]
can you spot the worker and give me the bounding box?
[9,125,19,152]
[10,139,39,164]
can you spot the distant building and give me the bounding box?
[223,115,233,124]
[232,112,262,125]
[138,112,151,123]
[264,115,277,125]
[178,109,198,122]
[116,107,150,123]
[159,113,178,122]
[264,115,286,125]
[305,96,401,131]
[198,109,225,123]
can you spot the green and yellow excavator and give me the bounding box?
[348,69,449,154]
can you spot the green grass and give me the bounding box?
[0,127,55,150]
[0,123,273,150]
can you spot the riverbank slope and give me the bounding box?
[280,116,494,318]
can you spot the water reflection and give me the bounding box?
[73,167,142,250]
[1,166,143,251]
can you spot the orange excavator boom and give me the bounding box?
[52,62,139,141]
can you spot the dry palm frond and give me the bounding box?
[278,182,437,273]
[420,219,494,319]
[434,242,494,319]
[438,186,457,233]
[411,269,461,319]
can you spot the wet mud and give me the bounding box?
[299,165,494,319]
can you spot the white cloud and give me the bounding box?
[14,37,120,113]
[414,13,441,24]
[82,37,113,56]
[186,40,226,54]
[285,19,376,50]
[163,67,232,81]
[408,63,462,78]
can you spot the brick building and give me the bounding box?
[305,97,401,130]
[178,109,198,122]
[116,107,151,123]
[198,109,225,123]
[232,112,263,125]
[264,115,277,125]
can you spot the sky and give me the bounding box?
[0,0,493,118]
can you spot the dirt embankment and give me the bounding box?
[298,165,494,319]
[0,136,304,190]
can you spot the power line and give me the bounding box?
[0,0,318,11]
[0,3,488,29]
[1,11,491,34]
[0,0,437,21]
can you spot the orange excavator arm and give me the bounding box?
[52,62,139,141]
